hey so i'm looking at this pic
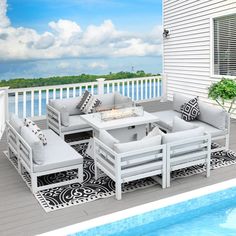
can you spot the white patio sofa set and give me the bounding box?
[152,93,230,153]
[94,118,211,200]
[5,91,228,200]
[46,92,133,145]
[6,114,84,193]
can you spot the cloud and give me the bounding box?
[88,61,108,69]
[0,0,10,28]
[0,0,163,62]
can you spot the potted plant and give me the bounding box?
[208,78,236,115]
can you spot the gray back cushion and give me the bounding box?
[49,97,82,116]
[198,101,227,130]
[114,135,162,153]
[114,92,133,108]
[173,93,194,112]
[94,93,115,108]
[21,126,45,165]
[9,113,24,134]
[99,130,119,149]
[172,116,197,132]
[162,127,205,144]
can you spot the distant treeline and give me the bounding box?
[0,71,160,89]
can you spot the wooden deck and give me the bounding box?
[0,100,236,236]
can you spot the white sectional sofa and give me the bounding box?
[47,92,133,144]
[151,93,230,152]
[94,122,211,199]
[6,114,83,193]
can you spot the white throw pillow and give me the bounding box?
[142,126,164,140]
[99,130,119,149]
[58,105,69,127]
[172,116,197,132]
[24,118,47,145]
[9,113,24,134]
[114,135,162,153]
[21,126,46,165]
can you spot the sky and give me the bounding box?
[0,0,163,80]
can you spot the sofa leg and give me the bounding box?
[31,174,38,193]
[115,182,122,200]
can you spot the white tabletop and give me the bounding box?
[81,111,159,131]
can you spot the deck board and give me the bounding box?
[0,100,236,236]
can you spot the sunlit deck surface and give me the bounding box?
[0,100,236,236]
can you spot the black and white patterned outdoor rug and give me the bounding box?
[4,143,236,212]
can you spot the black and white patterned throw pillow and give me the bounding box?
[180,97,200,121]
[76,90,101,114]
[24,118,47,145]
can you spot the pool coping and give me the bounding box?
[38,177,236,236]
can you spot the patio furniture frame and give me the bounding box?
[166,132,211,187]
[46,104,92,145]
[6,121,83,193]
[93,137,167,200]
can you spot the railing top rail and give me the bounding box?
[8,81,99,93]
[7,76,161,93]
[105,76,161,84]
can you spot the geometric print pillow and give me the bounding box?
[180,97,200,121]
[76,90,101,114]
[24,118,47,145]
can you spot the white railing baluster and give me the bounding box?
[79,86,82,96]
[157,77,160,97]
[85,85,88,91]
[23,91,26,118]
[112,83,115,93]
[127,81,130,97]
[117,82,120,93]
[73,87,76,97]
[107,83,110,93]
[145,79,148,99]
[15,92,18,116]
[136,80,139,100]
[91,85,94,94]
[122,81,125,95]
[131,80,134,100]
[38,90,42,116]
[153,78,156,98]
[140,79,143,100]
[67,87,70,98]
[60,88,63,99]
[31,91,34,117]
[46,89,49,104]
[53,89,56,99]
[149,79,152,99]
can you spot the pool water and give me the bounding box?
[73,186,236,236]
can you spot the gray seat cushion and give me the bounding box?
[49,97,83,116]
[33,129,83,172]
[190,120,227,137]
[61,115,91,133]
[151,110,181,131]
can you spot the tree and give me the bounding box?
[208,78,236,114]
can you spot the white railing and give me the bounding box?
[0,89,8,139]
[7,76,163,119]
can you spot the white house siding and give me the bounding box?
[163,0,236,117]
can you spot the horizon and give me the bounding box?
[0,0,163,80]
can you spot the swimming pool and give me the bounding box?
[40,179,236,236]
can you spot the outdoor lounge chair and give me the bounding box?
[6,115,83,193]
[94,130,166,200]
[151,93,230,153]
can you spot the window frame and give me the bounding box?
[210,10,236,78]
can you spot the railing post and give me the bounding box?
[96,78,105,95]
[0,86,9,139]
[161,74,168,102]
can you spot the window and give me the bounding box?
[213,14,236,76]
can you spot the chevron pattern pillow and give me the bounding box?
[180,97,200,121]
[77,90,101,114]
[24,118,47,145]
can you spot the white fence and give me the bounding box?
[7,76,163,119]
[0,89,8,139]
